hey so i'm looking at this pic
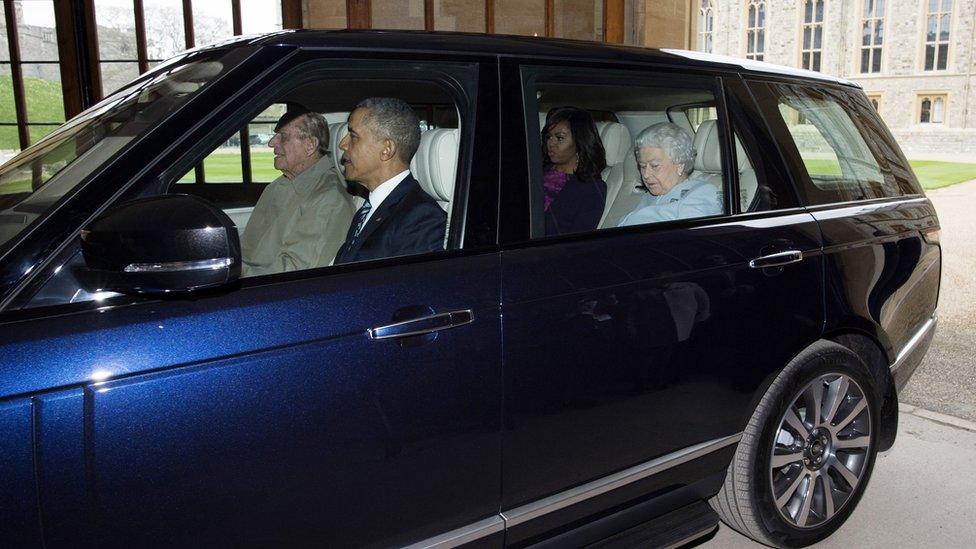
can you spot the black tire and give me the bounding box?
[709,340,879,547]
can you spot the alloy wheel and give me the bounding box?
[768,373,872,529]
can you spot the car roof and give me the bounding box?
[235,29,858,88]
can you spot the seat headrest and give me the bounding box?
[329,122,348,177]
[410,128,458,203]
[596,121,632,167]
[693,119,722,173]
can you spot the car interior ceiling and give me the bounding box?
[537,86,715,112]
[282,79,457,116]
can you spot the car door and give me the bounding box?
[745,78,941,388]
[0,52,502,548]
[497,64,825,543]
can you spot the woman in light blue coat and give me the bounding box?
[618,122,722,226]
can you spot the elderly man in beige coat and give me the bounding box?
[241,107,357,276]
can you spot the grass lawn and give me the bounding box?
[802,158,976,190]
[0,75,65,149]
[906,160,976,190]
[177,151,280,183]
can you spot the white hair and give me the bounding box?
[634,122,696,175]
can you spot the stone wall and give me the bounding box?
[892,128,976,156]
[703,0,976,156]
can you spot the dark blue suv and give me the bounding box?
[0,31,940,548]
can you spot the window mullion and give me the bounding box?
[545,0,554,37]
[134,0,149,73]
[232,0,243,35]
[183,0,195,49]
[3,0,30,149]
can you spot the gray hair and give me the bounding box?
[295,111,330,156]
[356,97,421,164]
[634,122,696,175]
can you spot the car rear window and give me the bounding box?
[749,81,920,205]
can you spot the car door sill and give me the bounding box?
[405,432,742,548]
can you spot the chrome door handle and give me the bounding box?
[749,250,804,269]
[367,310,474,340]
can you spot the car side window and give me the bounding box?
[21,63,476,309]
[523,71,730,239]
[173,103,288,210]
[163,74,469,279]
[677,101,793,213]
[749,80,911,205]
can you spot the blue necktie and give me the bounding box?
[352,199,372,238]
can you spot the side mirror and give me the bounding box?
[79,194,241,294]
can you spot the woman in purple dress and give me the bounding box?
[542,107,608,235]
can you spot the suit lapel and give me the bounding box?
[345,175,416,256]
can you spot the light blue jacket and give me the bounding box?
[617,177,721,227]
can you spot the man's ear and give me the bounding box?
[381,138,398,162]
[306,137,319,156]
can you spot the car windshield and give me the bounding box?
[0,47,248,253]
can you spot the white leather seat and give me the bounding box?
[328,122,349,180]
[326,121,367,209]
[691,119,724,194]
[735,139,759,211]
[410,128,459,238]
[691,119,759,211]
[595,121,634,228]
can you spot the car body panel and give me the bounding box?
[2,255,502,547]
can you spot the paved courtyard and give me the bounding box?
[697,411,976,548]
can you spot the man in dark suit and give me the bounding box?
[333,97,446,264]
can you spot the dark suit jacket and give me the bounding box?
[334,175,446,264]
[545,174,607,235]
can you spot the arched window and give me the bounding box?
[746,0,766,61]
[699,0,715,53]
[801,0,824,71]
[918,95,947,124]
[932,97,945,123]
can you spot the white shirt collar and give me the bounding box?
[363,169,410,225]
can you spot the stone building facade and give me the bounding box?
[695,0,976,156]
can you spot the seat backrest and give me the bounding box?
[328,122,349,180]
[735,136,759,211]
[410,128,459,236]
[690,119,724,193]
[595,121,633,228]
[690,119,761,211]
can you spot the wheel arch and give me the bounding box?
[743,330,898,453]
[825,330,898,452]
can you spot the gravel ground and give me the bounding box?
[899,180,976,421]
